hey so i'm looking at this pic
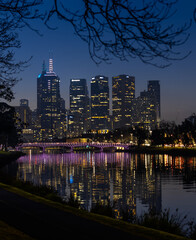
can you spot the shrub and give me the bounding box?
[91,200,115,218]
[136,208,188,236]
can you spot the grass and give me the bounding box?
[0,220,34,240]
[0,182,189,240]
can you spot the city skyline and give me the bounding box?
[8,0,196,124]
[14,58,161,141]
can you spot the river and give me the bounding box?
[2,151,196,220]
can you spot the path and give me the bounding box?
[0,187,139,240]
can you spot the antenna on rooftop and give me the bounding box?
[42,60,46,73]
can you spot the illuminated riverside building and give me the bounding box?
[14,99,34,142]
[112,75,135,130]
[148,80,161,127]
[132,80,160,130]
[91,75,109,132]
[15,99,32,128]
[37,58,62,141]
[68,79,90,137]
[132,91,156,129]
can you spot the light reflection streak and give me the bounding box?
[12,152,196,219]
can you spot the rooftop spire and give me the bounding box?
[49,51,54,73]
[49,58,53,72]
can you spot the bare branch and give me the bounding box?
[0,0,44,101]
[46,0,192,67]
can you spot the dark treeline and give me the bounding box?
[83,117,196,148]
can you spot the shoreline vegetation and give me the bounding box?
[127,146,196,157]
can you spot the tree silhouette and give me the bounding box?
[0,103,20,150]
[0,0,194,99]
[45,0,193,67]
[0,0,44,101]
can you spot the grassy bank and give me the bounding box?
[128,146,196,156]
[0,220,34,240]
[0,182,189,240]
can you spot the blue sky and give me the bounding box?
[10,0,196,124]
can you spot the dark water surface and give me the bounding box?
[3,152,196,220]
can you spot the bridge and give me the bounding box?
[16,142,131,152]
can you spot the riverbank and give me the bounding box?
[0,151,25,168]
[0,182,189,240]
[128,146,196,156]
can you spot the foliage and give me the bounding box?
[91,200,115,218]
[136,208,188,237]
[66,194,80,208]
[121,207,136,223]
[0,102,21,150]
[132,125,149,146]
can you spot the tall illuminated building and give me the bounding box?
[69,78,90,137]
[37,58,61,141]
[91,75,109,132]
[15,99,32,128]
[112,75,135,129]
[147,80,160,126]
[132,80,161,130]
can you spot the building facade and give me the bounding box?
[15,99,32,128]
[69,78,90,137]
[132,80,160,130]
[91,75,109,132]
[112,75,135,130]
[147,80,160,127]
[37,58,62,141]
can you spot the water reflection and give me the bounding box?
[5,152,196,219]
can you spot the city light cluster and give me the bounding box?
[15,58,160,142]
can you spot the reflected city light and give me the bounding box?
[9,152,196,219]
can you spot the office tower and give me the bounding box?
[132,91,155,130]
[91,75,109,132]
[15,99,32,128]
[112,74,135,130]
[132,81,161,130]
[147,80,160,127]
[37,58,61,141]
[69,79,90,137]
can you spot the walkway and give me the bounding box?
[0,186,139,240]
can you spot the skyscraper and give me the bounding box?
[132,91,155,129]
[15,99,32,128]
[69,78,90,137]
[112,75,135,129]
[91,75,109,132]
[132,80,161,130]
[37,58,61,140]
[147,80,160,127]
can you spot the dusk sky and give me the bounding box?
[10,0,196,124]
